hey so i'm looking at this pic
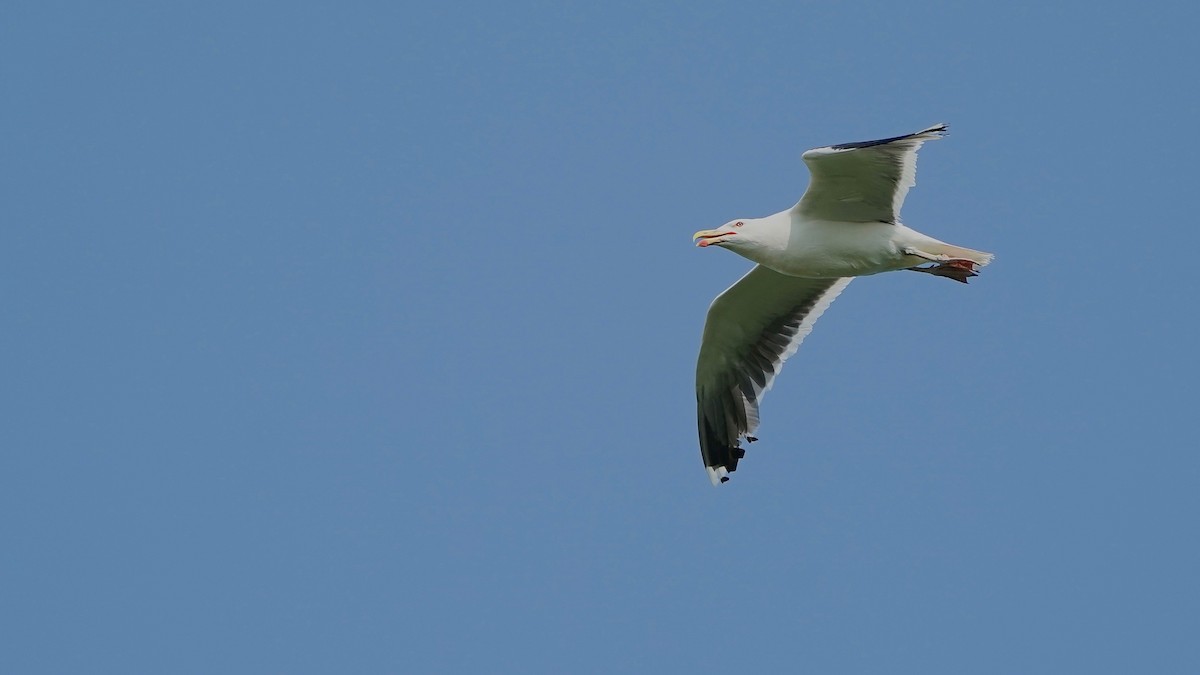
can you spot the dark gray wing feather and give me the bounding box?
[793,123,947,224]
[695,266,852,484]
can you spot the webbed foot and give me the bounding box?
[907,259,979,284]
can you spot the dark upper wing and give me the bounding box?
[792,123,947,224]
[695,265,853,484]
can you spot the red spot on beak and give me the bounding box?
[694,231,734,247]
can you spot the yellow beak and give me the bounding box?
[693,229,731,247]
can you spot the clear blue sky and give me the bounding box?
[4,1,1198,673]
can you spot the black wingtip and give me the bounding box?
[829,123,949,150]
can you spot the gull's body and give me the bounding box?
[693,124,992,485]
[723,215,960,279]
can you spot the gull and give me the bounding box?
[692,124,992,485]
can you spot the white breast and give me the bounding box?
[757,218,905,279]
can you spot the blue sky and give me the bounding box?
[3,1,1199,672]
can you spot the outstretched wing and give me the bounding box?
[793,123,947,224]
[695,265,852,485]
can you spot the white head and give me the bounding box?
[692,218,766,251]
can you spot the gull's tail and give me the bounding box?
[934,243,994,267]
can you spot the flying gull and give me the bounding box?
[692,123,993,485]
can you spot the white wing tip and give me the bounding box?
[706,465,730,486]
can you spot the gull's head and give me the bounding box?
[693,219,751,249]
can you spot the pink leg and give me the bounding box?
[907,259,979,284]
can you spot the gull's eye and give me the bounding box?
[734,221,743,228]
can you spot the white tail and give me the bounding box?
[934,243,994,267]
